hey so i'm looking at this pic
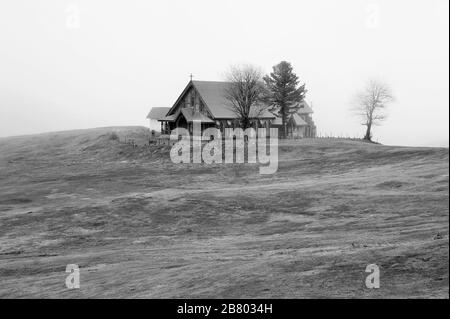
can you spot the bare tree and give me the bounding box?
[353,79,394,141]
[224,64,267,130]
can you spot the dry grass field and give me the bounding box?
[0,126,448,298]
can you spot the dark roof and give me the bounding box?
[146,107,170,120]
[193,81,276,119]
[191,81,235,118]
[169,81,275,119]
[272,114,308,126]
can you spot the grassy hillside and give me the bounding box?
[0,127,448,298]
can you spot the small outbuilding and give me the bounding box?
[146,107,171,133]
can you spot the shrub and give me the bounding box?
[109,132,119,141]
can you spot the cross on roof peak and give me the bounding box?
[189,73,194,81]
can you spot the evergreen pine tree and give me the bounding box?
[263,61,307,138]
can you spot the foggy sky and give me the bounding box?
[0,0,448,146]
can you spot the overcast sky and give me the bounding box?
[0,0,448,146]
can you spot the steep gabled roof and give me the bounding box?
[272,114,308,126]
[192,81,235,118]
[146,107,170,120]
[167,81,275,120]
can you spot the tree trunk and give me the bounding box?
[364,123,372,141]
[282,111,287,139]
[241,118,250,130]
